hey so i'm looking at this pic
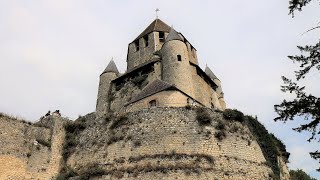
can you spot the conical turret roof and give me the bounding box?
[165,27,184,42]
[205,66,218,80]
[102,59,119,74]
[134,18,171,41]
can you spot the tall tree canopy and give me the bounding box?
[289,0,313,16]
[290,169,317,180]
[274,0,320,171]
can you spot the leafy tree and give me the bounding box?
[274,0,320,171]
[290,169,317,180]
[289,0,313,16]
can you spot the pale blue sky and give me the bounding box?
[0,0,319,178]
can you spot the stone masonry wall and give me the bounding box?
[127,32,169,70]
[127,33,157,70]
[67,107,274,179]
[125,90,192,112]
[0,115,66,179]
[110,63,161,113]
[191,66,222,110]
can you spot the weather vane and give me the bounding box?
[155,8,160,19]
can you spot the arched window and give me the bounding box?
[149,100,157,107]
[177,55,182,61]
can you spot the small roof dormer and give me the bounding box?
[102,59,119,75]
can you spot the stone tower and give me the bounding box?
[127,18,171,70]
[96,59,119,117]
[97,18,227,113]
[161,28,194,98]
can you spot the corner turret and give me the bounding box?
[96,59,119,117]
[161,28,194,98]
[101,59,119,75]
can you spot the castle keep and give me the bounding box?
[96,19,226,117]
[0,18,290,180]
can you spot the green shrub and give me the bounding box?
[107,133,124,145]
[64,121,86,134]
[78,164,106,180]
[244,114,290,179]
[196,107,212,126]
[132,74,148,88]
[214,131,226,141]
[215,120,226,130]
[223,109,244,122]
[56,166,77,180]
[110,114,128,129]
[62,120,87,161]
[290,169,317,180]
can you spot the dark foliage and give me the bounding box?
[290,169,317,180]
[107,133,124,145]
[196,107,212,126]
[64,121,86,134]
[56,166,77,180]
[132,74,148,88]
[110,114,129,129]
[223,109,245,123]
[62,120,86,161]
[215,120,225,130]
[214,131,226,141]
[78,164,106,180]
[245,115,289,179]
[128,152,214,164]
[275,41,320,170]
[277,0,320,171]
[289,0,314,16]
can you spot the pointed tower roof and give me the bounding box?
[134,18,171,41]
[102,59,119,74]
[205,66,218,80]
[165,27,184,42]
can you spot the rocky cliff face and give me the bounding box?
[0,108,290,180]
